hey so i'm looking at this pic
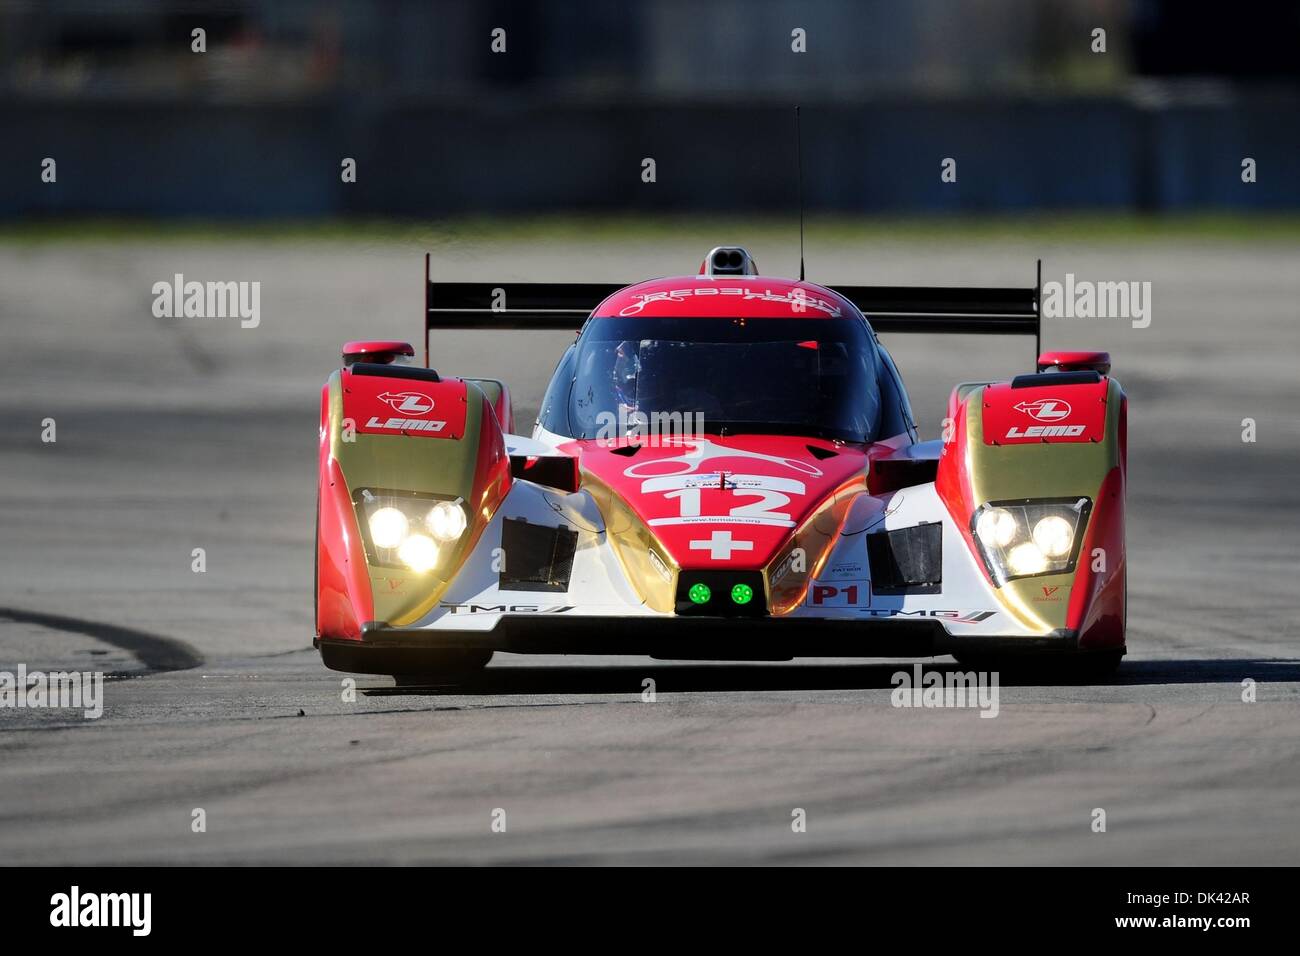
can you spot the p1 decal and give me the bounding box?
[1014,398,1072,422]
[378,391,436,416]
[807,580,870,607]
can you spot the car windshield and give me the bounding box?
[566,316,881,443]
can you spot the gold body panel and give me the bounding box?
[959,377,1124,633]
[327,371,498,626]
[583,470,679,612]
[584,466,865,615]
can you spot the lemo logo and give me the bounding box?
[1014,398,1072,422]
[378,391,435,416]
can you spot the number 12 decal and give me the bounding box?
[661,487,793,526]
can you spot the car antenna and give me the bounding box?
[795,105,806,282]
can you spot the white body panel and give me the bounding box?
[409,443,1042,638]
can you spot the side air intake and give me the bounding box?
[867,523,942,594]
[499,518,578,593]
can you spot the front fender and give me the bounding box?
[316,369,511,638]
[936,375,1126,643]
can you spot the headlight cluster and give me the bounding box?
[971,498,1090,584]
[355,490,468,573]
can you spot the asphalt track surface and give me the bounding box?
[1,235,1298,864]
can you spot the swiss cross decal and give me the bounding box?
[688,530,754,560]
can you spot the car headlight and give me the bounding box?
[970,498,1090,585]
[1031,515,1075,558]
[396,534,439,573]
[355,490,466,573]
[975,507,1018,548]
[368,507,409,549]
[425,500,468,542]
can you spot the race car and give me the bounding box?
[315,246,1126,680]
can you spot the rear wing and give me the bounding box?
[424,254,1041,364]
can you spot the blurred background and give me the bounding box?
[3,2,1300,867]
[2,0,1298,218]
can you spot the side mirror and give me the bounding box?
[1037,350,1111,375]
[342,340,415,367]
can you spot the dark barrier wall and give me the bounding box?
[4,98,1297,218]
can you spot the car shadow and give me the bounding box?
[362,656,1300,697]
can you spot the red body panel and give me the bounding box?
[935,400,992,586]
[342,340,415,363]
[488,381,515,434]
[468,391,513,526]
[1037,350,1111,374]
[1066,465,1126,649]
[316,385,373,640]
[570,435,868,569]
[316,383,511,643]
[342,368,468,440]
[981,378,1108,445]
[939,380,1128,644]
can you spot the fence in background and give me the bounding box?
[4,95,1297,218]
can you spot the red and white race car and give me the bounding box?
[315,246,1125,680]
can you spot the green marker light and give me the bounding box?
[731,583,754,605]
[688,583,712,604]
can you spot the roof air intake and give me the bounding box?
[703,246,759,277]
